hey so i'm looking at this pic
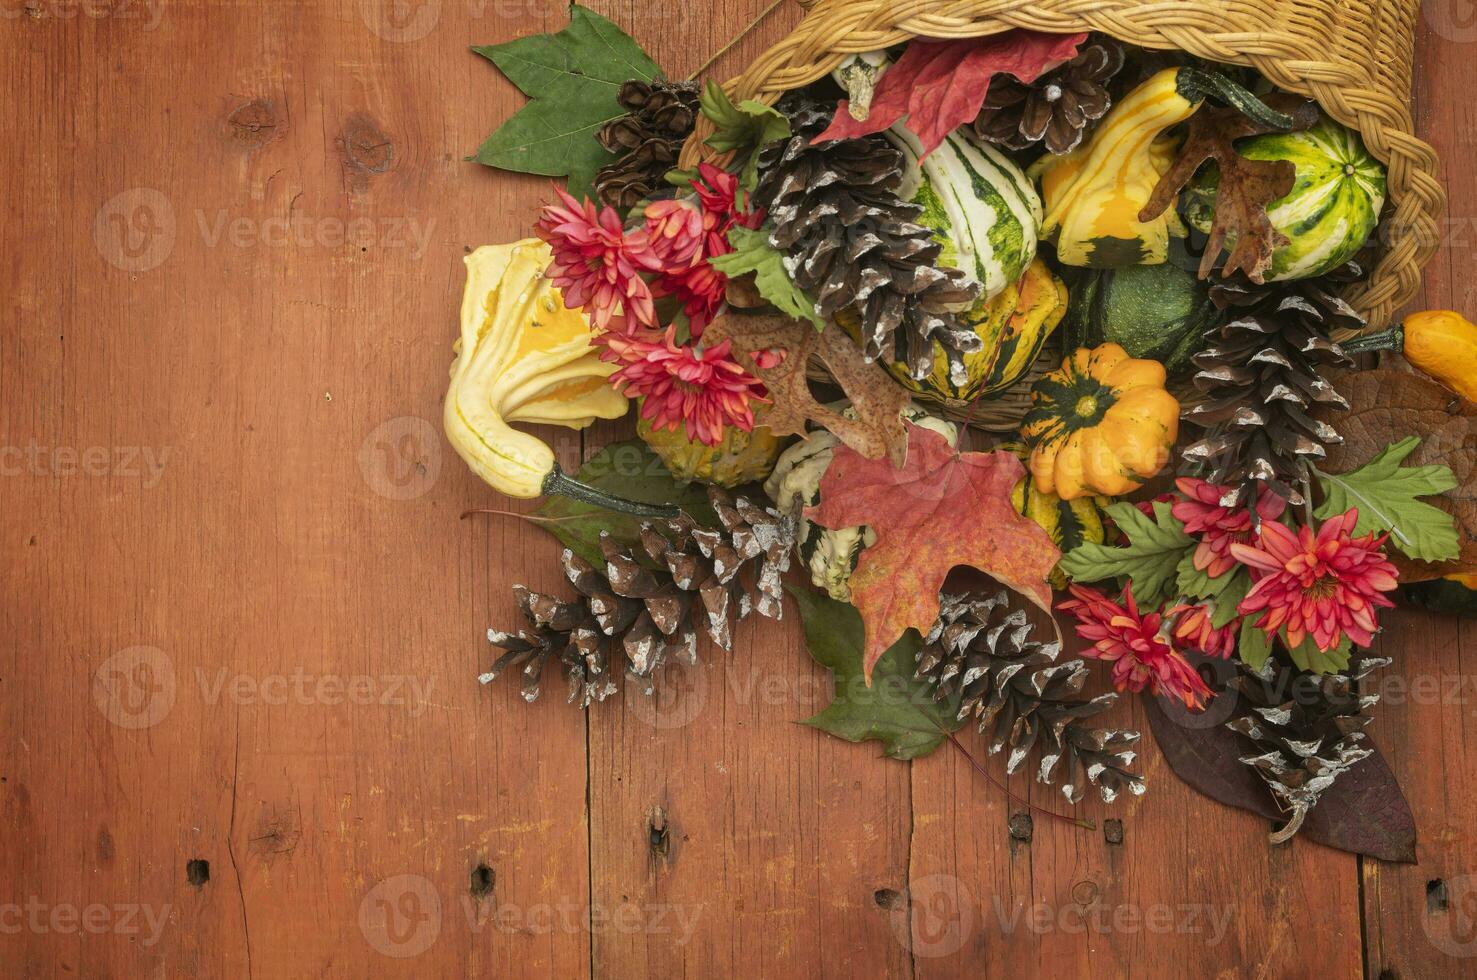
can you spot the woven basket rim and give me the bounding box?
[681,0,1446,331]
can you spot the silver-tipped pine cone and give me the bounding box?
[593,79,700,210]
[1182,262,1364,506]
[481,488,794,707]
[754,97,982,384]
[916,591,1145,804]
[1226,654,1390,843]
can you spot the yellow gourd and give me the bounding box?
[1345,310,1477,402]
[1020,343,1180,501]
[444,240,671,515]
[1033,68,1294,268]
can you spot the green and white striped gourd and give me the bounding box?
[1184,114,1386,282]
[888,125,1043,302]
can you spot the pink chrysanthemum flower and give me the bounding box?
[602,328,766,446]
[1166,602,1238,660]
[1231,509,1399,652]
[534,187,664,331]
[1058,585,1213,709]
[1171,478,1288,579]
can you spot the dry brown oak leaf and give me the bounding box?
[1320,368,1477,581]
[1140,95,1320,283]
[702,313,912,468]
[806,423,1061,680]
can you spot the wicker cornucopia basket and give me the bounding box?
[679,0,1447,430]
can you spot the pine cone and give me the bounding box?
[1226,654,1389,842]
[973,39,1125,155]
[754,97,982,384]
[1182,266,1361,506]
[916,591,1145,803]
[593,79,699,210]
[481,488,794,706]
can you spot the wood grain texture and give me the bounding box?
[1,1,1474,978]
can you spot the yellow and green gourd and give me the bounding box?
[1033,67,1296,268]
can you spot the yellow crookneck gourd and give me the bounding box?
[1345,310,1477,403]
[444,239,672,515]
[1034,67,1293,268]
[1021,343,1180,501]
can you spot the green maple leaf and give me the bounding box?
[698,81,790,189]
[1059,501,1193,607]
[1313,437,1461,562]
[530,441,716,568]
[708,225,823,328]
[791,587,962,760]
[472,5,663,200]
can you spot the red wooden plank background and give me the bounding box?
[1,1,1474,977]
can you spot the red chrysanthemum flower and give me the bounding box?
[602,327,767,446]
[662,261,728,337]
[1172,477,1288,579]
[1167,601,1238,660]
[1231,509,1400,652]
[643,199,706,269]
[1058,585,1214,710]
[691,163,764,242]
[534,186,664,331]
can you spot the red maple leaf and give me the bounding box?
[815,30,1087,156]
[806,424,1061,680]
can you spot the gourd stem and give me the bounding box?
[542,466,681,519]
[1176,67,1295,130]
[1342,326,1405,355]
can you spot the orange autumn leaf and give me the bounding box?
[806,424,1061,681]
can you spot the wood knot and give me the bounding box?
[1008,812,1033,842]
[227,100,280,148]
[647,806,672,862]
[873,888,904,911]
[339,114,395,190]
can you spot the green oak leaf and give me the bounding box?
[1059,501,1193,607]
[1238,624,1272,671]
[1314,436,1461,562]
[708,225,824,328]
[472,5,663,200]
[791,587,962,760]
[699,81,790,189]
[531,441,716,568]
[1284,633,1353,674]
